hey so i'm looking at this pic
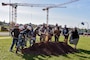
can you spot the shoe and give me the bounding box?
[9,49,12,52]
[16,50,18,54]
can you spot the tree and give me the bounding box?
[0,21,3,25]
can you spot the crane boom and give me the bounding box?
[43,0,79,9]
[2,2,57,28]
[42,0,79,25]
[2,3,55,7]
[2,0,79,27]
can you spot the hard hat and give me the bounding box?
[15,24,19,27]
[19,26,25,30]
[27,26,32,30]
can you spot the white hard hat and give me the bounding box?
[15,24,19,27]
[19,26,25,30]
[27,26,31,30]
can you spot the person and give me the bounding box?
[83,29,88,37]
[27,25,34,46]
[69,27,79,49]
[9,24,20,52]
[40,23,47,42]
[34,25,41,36]
[63,25,69,44]
[27,24,33,37]
[30,29,37,46]
[46,25,53,42]
[29,23,33,32]
[26,23,33,38]
[54,24,61,42]
[16,25,26,53]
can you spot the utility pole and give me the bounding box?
[9,0,11,35]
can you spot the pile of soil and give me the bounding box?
[22,42,77,55]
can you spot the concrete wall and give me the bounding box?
[0,32,9,36]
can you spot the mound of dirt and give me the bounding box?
[22,42,77,55]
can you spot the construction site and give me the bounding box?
[0,0,90,60]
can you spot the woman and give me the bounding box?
[63,25,69,44]
[16,25,25,53]
[69,27,79,49]
[54,24,61,42]
[10,24,20,52]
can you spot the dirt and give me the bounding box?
[22,42,77,56]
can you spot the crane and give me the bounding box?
[2,0,79,27]
[2,2,56,28]
[42,0,79,25]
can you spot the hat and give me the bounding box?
[19,26,25,30]
[27,26,32,30]
[15,24,19,27]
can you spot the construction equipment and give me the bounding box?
[43,0,79,25]
[2,0,79,27]
[2,3,55,28]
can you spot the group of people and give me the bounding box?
[9,23,80,53]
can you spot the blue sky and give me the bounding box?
[0,0,90,28]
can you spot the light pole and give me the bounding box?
[9,0,11,24]
[9,0,11,35]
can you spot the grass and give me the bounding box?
[0,36,90,60]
